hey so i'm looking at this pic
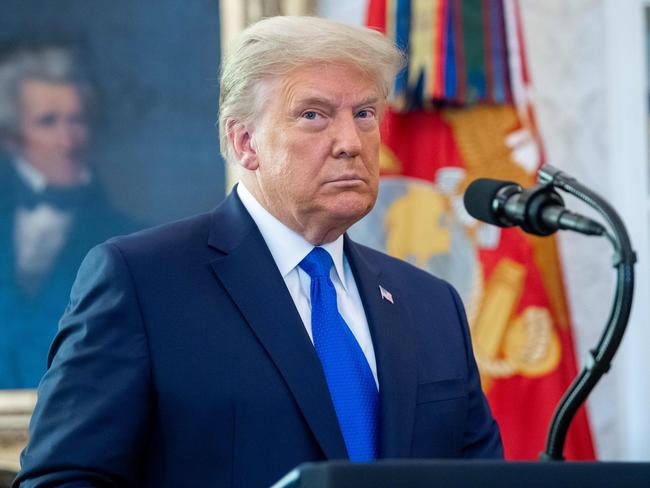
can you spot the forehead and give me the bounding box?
[276,62,381,108]
[19,79,83,115]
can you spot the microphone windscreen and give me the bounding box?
[463,178,517,225]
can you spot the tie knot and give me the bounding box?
[299,247,333,278]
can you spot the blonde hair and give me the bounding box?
[218,16,404,165]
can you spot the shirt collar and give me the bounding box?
[236,182,348,290]
[14,157,47,192]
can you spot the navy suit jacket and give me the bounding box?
[17,190,502,487]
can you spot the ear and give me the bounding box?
[228,120,259,171]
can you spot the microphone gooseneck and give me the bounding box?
[463,165,635,462]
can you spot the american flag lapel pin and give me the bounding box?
[379,285,394,304]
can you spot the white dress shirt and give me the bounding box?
[237,183,379,388]
[13,159,74,281]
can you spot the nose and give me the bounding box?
[56,119,87,152]
[56,126,75,151]
[331,112,362,159]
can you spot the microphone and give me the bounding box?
[463,178,605,237]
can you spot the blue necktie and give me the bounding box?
[299,247,378,462]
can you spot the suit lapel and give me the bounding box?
[207,191,348,459]
[344,237,418,458]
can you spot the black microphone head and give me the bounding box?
[463,178,520,226]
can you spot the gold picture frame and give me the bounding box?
[0,390,36,473]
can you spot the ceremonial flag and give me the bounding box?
[353,0,595,460]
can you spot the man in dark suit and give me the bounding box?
[0,45,135,388]
[16,16,502,487]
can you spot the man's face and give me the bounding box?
[244,62,384,243]
[17,79,89,183]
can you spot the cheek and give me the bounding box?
[369,171,379,193]
[283,138,326,179]
[72,125,89,146]
[363,136,381,175]
[282,163,313,197]
[286,135,318,157]
[21,128,51,152]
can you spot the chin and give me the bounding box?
[327,194,375,224]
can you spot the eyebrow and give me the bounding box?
[292,95,382,111]
[353,96,381,110]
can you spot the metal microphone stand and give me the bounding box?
[536,165,636,461]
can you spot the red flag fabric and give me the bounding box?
[356,0,595,460]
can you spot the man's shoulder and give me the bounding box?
[104,210,216,263]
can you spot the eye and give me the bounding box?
[356,109,375,119]
[301,111,319,120]
[35,113,58,128]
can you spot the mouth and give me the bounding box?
[327,175,365,185]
